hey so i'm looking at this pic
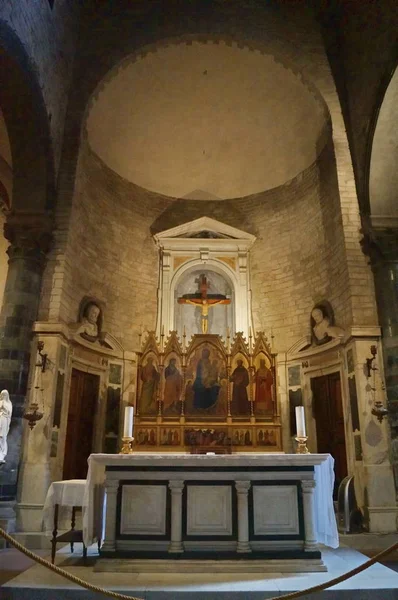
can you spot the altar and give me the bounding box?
[84,452,338,572]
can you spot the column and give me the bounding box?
[0,212,52,534]
[168,479,184,553]
[301,479,318,551]
[235,480,251,553]
[101,479,119,552]
[362,226,398,492]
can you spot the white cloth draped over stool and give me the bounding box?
[42,479,86,535]
[314,456,338,548]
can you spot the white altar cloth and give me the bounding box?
[43,479,86,535]
[82,453,339,549]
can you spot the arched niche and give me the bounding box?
[172,262,235,340]
[153,216,255,339]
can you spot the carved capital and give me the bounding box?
[301,479,316,492]
[360,222,398,267]
[4,211,54,259]
[169,480,185,493]
[105,479,120,493]
[235,480,251,494]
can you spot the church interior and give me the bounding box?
[0,0,397,597]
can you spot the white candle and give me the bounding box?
[123,406,134,438]
[295,406,306,438]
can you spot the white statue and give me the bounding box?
[311,305,344,345]
[76,302,101,342]
[0,389,12,463]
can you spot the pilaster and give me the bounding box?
[168,479,184,553]
[361,224,398,492]
[101,479,119,552]
[0,211,53,528]
[301,479,318,551]
[235,480,251,553]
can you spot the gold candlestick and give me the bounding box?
[119,437,134,454]
[295,436,309,454]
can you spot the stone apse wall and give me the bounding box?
[39,139,354,355]
[40,1,378,350]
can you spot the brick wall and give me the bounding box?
[243,141,352,351]
[39,141,172,349]
[40,138,362,353]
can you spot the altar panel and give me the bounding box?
[120,483,169,536]
[89,453,338,571]
[251,483,301,537]
[185,483,234,537]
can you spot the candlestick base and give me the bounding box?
[119,437,134,454]
[295,436,309,454]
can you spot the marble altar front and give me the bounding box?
[84,453,338,572]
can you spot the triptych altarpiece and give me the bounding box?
[134,331,281,452]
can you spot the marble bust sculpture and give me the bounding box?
[76,302,101,343]
[311,304,344,345]
[0,389,12,463]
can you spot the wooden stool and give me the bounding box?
[51,504,87,564]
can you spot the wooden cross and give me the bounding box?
[178,274,231,334]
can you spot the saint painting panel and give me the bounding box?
[253,353,274,416]
[230,355,250,417]
[163,354,183,416]
[138,353,160,416]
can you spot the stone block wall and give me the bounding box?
[40,137,362,354]
[39,141,173,349]
[242,142,351,351]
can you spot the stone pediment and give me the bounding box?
[154,217,255,248]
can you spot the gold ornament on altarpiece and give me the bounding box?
[134,330,281,452]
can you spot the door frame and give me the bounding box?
[302,361,354,476]
[58,358,107,479]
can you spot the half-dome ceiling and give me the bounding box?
[87,41,329,200]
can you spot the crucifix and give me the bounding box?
[177,274,231,334]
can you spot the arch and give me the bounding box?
[0,21,54,211]
[170,258,238,336]
[170,258,239,299]
[368,63,398,219]
[361,57,398,218]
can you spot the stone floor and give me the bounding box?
[0,538,398,599]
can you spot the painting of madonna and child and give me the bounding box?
[185,345,274,419]
[185,346,228,418]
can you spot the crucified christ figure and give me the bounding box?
[177,274,231,334]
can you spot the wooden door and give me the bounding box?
[311,372,348,496]
[63,369,99,480]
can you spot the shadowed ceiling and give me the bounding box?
[86,41,329,200]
